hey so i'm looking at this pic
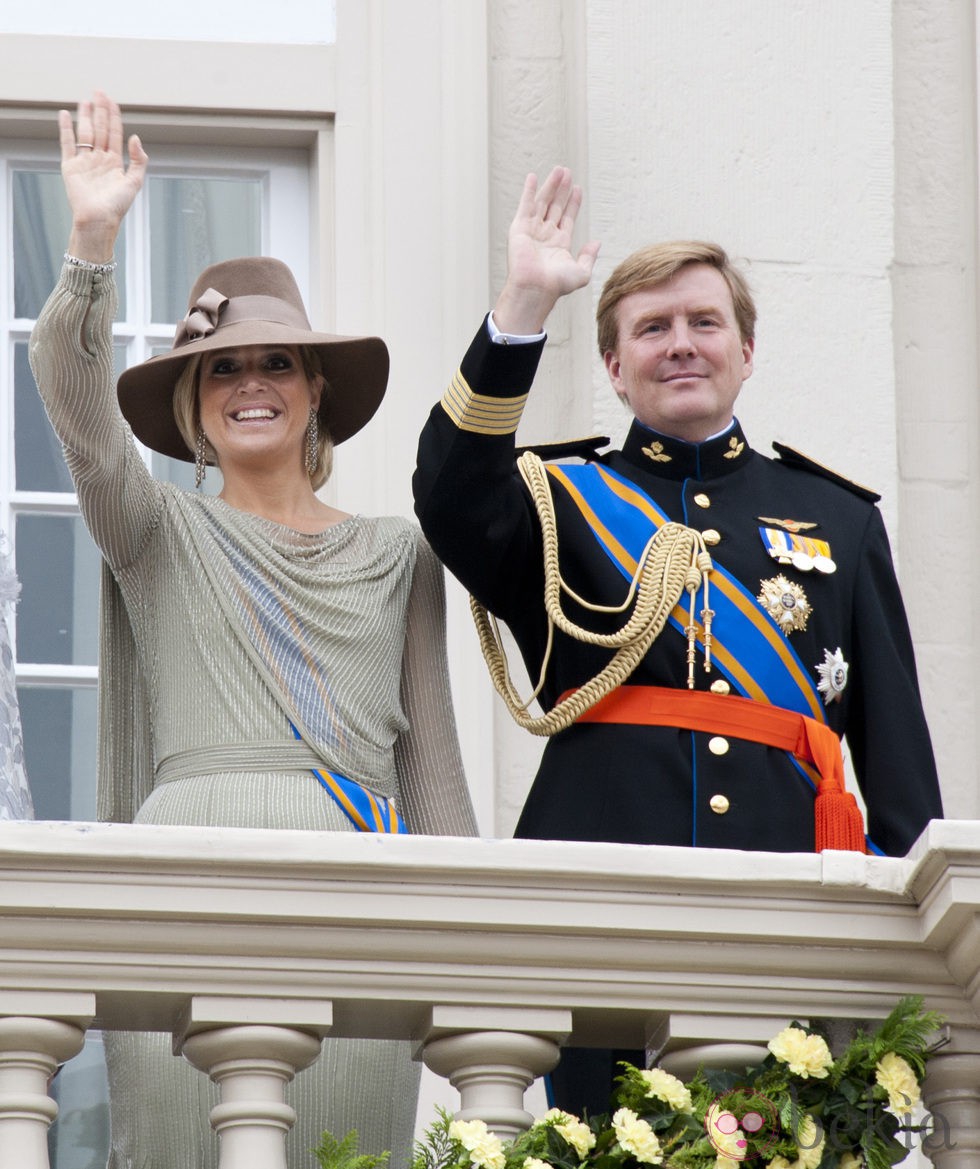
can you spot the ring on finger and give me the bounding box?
[76,143,95,151]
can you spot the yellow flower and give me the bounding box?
[523,1160,551,1169]
[760,1114,823,1169]
[612,1107,664,1164]
[839,1154,865,1169]
[556,1117,595,1158]
[537,1109,577,1125]
[714,1150,744,1168]
[876,1051,920,1115]
[448,1118,506,1169]
[767,1027,833,1079]
[637,1067,694,1112]
[706,1103,746,1163]
[794,1114,825,1169]
[534,1108,595,1157]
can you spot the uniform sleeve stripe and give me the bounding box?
[439,369,528,434]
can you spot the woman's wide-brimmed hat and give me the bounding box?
[116,256,389,461]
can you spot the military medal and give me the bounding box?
[757,517,819,533]
[758,527,836,575]
[757,574,812,634]
[816,647,849,703]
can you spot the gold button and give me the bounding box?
[694,493,711,509]
[709,794,730,814]
[710,679,731,696]
[701,528,721,546]
[708,736,729,755]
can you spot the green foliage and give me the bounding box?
[311,1128,390,1169]
[409,1108,470,1169]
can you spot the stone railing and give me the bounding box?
[1,818,979,1168]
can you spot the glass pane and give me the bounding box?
[16,341,130,492]
[17,685,97,820]
[13,169,127,319]
[15,515,100,666]
[48,1032,109,1169]
[149,175,262,322]
[14,339,73,492]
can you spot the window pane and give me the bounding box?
[14,339,73,492]
[17,685,97,820]
[16,341,129,492]
[13,169,127,319]
[15,515,100,666]
[48,1032,109,1169]
[149,175,262,322]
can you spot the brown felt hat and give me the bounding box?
[116,256,389,461]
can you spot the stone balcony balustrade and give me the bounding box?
[0,818,979,1168]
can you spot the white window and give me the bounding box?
[3,134,312,821]
[3,122,318,1168]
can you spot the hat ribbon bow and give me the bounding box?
[175,287,229,346]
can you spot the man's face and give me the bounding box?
[603,263,754,442]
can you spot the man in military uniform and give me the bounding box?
[412,166,943,1109]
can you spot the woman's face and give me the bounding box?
[197,344,320,475]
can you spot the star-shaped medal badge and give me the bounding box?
[816,647,849,704]
[757,574,812,635]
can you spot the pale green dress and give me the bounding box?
[30,263,477,1169]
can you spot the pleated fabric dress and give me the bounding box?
[30,263,477,1169]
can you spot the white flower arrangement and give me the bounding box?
[316,996,943,1169]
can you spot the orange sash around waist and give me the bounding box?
[567,685,866,853]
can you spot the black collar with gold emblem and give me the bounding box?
[619,419,751,482]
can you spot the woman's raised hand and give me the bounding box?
[492,165,600,335]
[60,90,148,263]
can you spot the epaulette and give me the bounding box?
[515,435,611,462]
[772,441,881,503]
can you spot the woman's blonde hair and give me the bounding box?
[596,241,756,357]
[172,346,334,490]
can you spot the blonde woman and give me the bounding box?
[31,89,476,1169]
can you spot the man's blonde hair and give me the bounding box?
[596,241,756,356]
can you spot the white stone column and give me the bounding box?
[921,1031,980,1169]
[0,1016,87,1169]
[181,1024,322,1169]
[424,1031,561,1140]
[421,1007,571,1140]
[177,995,331,1169]
[648,1012,781,1080]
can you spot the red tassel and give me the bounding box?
[815,789,867,853]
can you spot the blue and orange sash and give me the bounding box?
[291,724,407,834]
[547,461,826,721]
[546,461,829,791]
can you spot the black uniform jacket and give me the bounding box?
[413,320,943,857]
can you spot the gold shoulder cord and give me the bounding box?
[469,451,714,736]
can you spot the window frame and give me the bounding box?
[1,106,332,816]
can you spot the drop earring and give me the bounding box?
[195,427,208,488]
[306,407,319,476]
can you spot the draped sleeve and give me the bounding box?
[394,534,478,836]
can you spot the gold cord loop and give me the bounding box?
[470,452,714,736]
